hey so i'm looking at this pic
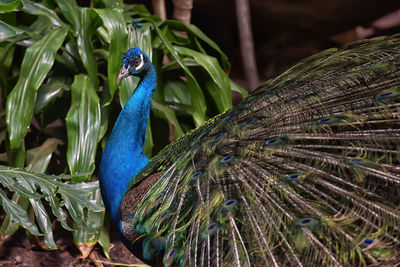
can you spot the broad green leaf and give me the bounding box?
[73,190,104,247]
[0,20,22,42]
[119,76,138,107]
[152,100,184,138]
[0,192,29,236]
[57,41,81,73]
[34,80,69,114]
[66,74,100,181]
[6,27,67,149]
[7,140,25,167]
[101,0,123,8]
[99,83,111,142]
[22,0,64,27]
[0,0,23,13]
[0,189,40,235]
[151,21,206,126]
[0,166,103,233]
[163,79,192,115]
[96,26,111,44]
[174,46,232,112]
[95,8,128,97]
[26,138,62,173]
[57,1,99,88]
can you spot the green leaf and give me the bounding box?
[34,80,69,114]
[99,83,112,142]
[0,166,102,234]
[0,0,23,13]
[143,118,153,158]
[66,74,100,181]
[174,46,232,112]
[73,190,104,245]
[119,76,139,107]
[162,20,230,71]
[57,1,99,88]
[163,79,192,115]
[230,78,248,98]
[0,189,40,235]
[0,20,22,42]
[30,198,57,249]
[98,223,110,258]
[95,8,128,97]
[0,192,29,236]
[6,27,67,149]
[101,0,123,8]
[22,0,64,27]
[26,138,62,173]
[152,100,184,138]
[151,21,206,126]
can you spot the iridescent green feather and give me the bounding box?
[122,35,400,266]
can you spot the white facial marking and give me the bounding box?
[135,54,144,71]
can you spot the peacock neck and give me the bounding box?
[99,65,156,224]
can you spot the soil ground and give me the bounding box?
[0,230,145,267]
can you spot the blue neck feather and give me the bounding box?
[99,64,156,224]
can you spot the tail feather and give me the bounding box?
[121,35,400,266]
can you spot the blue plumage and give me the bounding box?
[99,48,156,224]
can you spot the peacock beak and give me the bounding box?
[117,65,130,85]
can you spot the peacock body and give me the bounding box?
[99,35,400,266]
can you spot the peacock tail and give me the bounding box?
[118,35,400,266]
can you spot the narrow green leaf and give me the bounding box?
[162,20,230,70]
[174,46,232,112]
[66,74,100,181]
[0,0,23,13]
[143,118,153,158]
[98,223,110,259]
[30,198,57,249]
[230,78,248,98]
[6,27,67,149]
[95,8,128,97]
[151,21,206,126]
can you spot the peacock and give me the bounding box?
[99,35,400,266]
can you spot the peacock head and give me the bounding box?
[117,47,151,84]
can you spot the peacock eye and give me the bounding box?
[133,58,140,66]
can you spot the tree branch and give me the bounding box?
[172,0,193,24]
[152,0,167,20]
[235,0,259,91]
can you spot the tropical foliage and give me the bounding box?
[0,0,245,256]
